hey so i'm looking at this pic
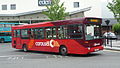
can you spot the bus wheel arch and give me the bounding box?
[59,45,68,56]
[22,44,28,52]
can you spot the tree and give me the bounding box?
[112,23,120,34]
[107,0,120,23]
[42,0,69,21]
[107,0,120,34]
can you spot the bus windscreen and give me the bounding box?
[85,24,102,40]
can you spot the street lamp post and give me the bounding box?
[105,20,110,45]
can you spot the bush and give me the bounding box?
[112,23,120,34]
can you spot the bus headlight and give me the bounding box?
[88,47,90,50]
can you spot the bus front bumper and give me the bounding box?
[88,46,104,52]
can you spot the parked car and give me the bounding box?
[103,31,117,40]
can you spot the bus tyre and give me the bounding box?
[60,46,67,56]
[0,39,4,43]
[23,45,28,52]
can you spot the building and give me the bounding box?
[0,0,117,25]
[0,0,90,23]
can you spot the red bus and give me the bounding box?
[12,17,104,55]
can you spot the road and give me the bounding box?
[0,43,120,68]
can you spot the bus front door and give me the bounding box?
[15,30,21,49]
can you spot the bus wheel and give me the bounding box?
[60,46,68,56]
[23,45,28,52]
[0,39,4,43]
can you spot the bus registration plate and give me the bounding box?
[95,49,99,51]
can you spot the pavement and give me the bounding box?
[104,40,120,51]
[1,43,120,68]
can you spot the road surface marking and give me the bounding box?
[7,57,12,60]
[7,56,24,60]
[53,55,57,58]
[21,57,24,59]
[104,50,120,53]
[0,56,8,57]
[46,56,49,59]
[58,55,63,58]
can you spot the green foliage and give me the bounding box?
[107,0,120,23]
[107,0,120,34]
[112,23,120,34]
[42,0,69,21]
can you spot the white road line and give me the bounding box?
[46,56,49,59]
[64,56,68,58]
[7,57,12,60]
[58,55,62,58]
[6,56,24,60]
[7,57,18,60]
[1,55,24,57]
[53,55,57,58]
[104,50,120,53]
[16,57,19,60]
[0,56,8,57]
[21,57,24,59]
[12,57,16,60]
[0,55,23,60]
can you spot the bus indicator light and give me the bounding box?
[85,41,89,43]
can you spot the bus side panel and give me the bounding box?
[18,39,28,49]
[25,39,89,54]
[50,39,89,54]
[26,39,53,52]
[65,39,104,54]
[12,30,22,49]
[59,39,89,54]
[12,37,22,49]
[12,30,16,48]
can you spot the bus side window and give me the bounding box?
[16,30,20,37]
[58,27,63,39]
[13,30,16,37]
[29,29,34,39]
[57,26,67,39]
[45,27,57,39]
[39,28,44,39]
[52,27,57,39]
[45,27,52,39]
[34,28,44,39]
[67,24,83,39]
[34,28,38,39]
[21,29,29,39]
